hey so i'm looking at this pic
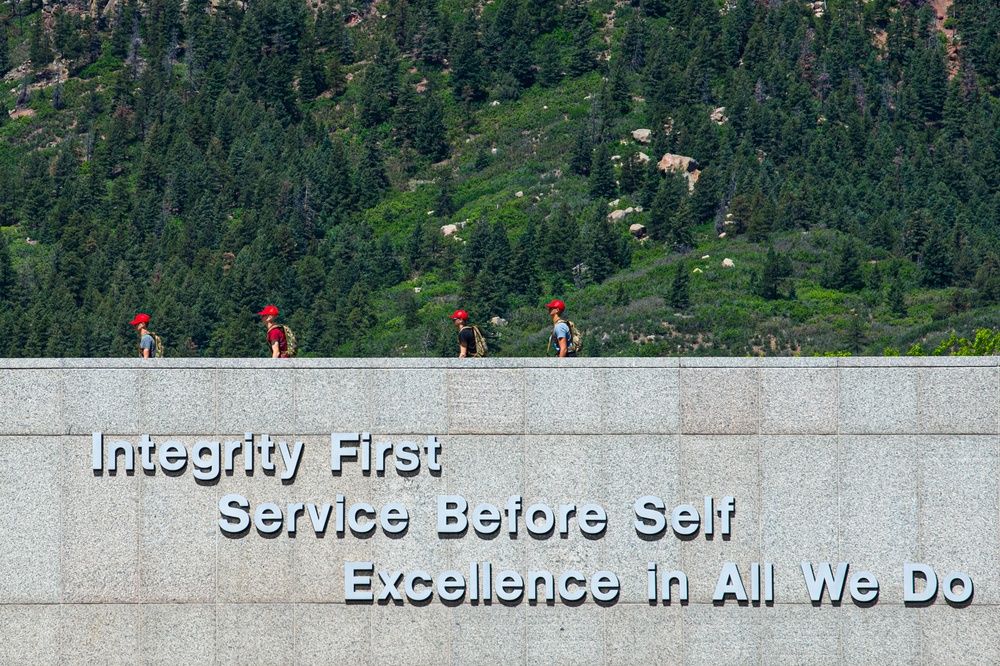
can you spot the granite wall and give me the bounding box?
[1,357,998,665]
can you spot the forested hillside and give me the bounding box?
[2,0,1000,357]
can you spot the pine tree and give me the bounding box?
[975,252,1000,305]
[667,196,694,251]
[29,13,54,71]
[565,16,594,76]
[0,25,9,77]
[825,241,864,292]
[668,261,690,310]
[756,247,792,300]
[589,144,616,200]
[414,93,448,161]
[357,37,400,127]
[393,81,421,145]
[536,36,563,87]
[450,13,484,102]
[510,218,540,297]
[570,123,592,177]
[647,173,686,242]
[920,225,953,288]
[885,266,908,316]
[358,135,390,202]
[582,205,619,285]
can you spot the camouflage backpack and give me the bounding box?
[140,332,164,358]
[553,318,583,355]
[279,324,298,358]
[463,325,488,357]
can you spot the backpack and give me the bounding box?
[140,332,164,358]
[552,318,583,355]
[279,324,298,358]
[465,325,488,357]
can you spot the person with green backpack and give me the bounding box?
[545,299,582,357]
[450,309,488,357]
[128,313,163,358]
[257,305,298,358]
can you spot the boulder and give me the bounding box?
[637,152,650,164]
[631,128,652,144]
[629,223,647,239]
[710,107,727,124]
[515,191,523,198]
[489,316,509,327]
[722,258,734,268]
[657,153,701,192]
[608,210,628,222]
[441,224,459,236]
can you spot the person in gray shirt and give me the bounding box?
[129,313,157,358]
[545,299,576,357]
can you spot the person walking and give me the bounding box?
[128,313,161,358]
[258,305,291,358]
[545,299,579,357]
[450,309,487,357]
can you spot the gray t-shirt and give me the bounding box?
[552,321,571,354]
[140,333,156,357]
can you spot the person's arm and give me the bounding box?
[270,340,281,358]
[458,341,468,358]
[557,336,568,357]
[142,347,151,359]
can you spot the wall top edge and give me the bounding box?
[0,357,997,369]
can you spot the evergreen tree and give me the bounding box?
[975,252,1000,305]
[0,25,9,77]
[756,247,792,300]
[647,173,686,242]
[668,261,690,310]
[589,144,616,199]
[358,135,390,202]
[822,241,864,292]
[920,226,953,288]
[570,123,592,177]
[667,197,694,251]
[885,266,908,316]
[414,93,448,161]
[510,218,540,297]
[564,16,594,76]
[582,205,620,285]
[358,37,400,127]
[29,13,54,71]
[450,13,484,102]
[536,36,562,87]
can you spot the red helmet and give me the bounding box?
[128,313,150,325]
[544,299,566,312]
[257,305,279,316]
[450,309,469,321]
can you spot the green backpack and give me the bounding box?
[140,332,164,358]
[552,318,583,355]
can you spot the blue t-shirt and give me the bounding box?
[140,333,156,357]
[552,321,571,354]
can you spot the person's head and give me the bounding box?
[129,313,150,334]
[544,299,565,321]
[257,305,279,327]
[449,309,469,329]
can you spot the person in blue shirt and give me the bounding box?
[545,299,575,357]
[128,313,156,358]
